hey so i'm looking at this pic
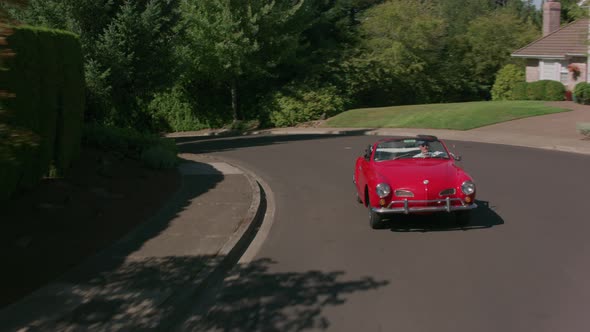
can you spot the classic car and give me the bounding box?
[353,135,477,229]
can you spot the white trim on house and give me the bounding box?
[512,53,587,58]
[512,54,565,59]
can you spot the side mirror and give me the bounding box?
[450,152,462,161]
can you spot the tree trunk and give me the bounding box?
[230,78,240,122]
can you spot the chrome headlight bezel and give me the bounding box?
[461,181,476,195]
[376,183,391,198]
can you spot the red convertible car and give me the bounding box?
[353,135,477,229]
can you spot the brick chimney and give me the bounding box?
[543,0,561,36]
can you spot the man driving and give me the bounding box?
[413,141,444,158]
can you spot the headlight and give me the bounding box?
[461,181,476,195]
[376,183,391,198]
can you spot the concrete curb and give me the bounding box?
[156,157,267,331]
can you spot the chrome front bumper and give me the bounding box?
[371,197,477,214]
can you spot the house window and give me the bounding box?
[559,62,569,84]
[540,61,558,81]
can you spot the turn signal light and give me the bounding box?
[379,199,386,206]
[465,196,472,203]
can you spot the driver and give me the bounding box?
[413,141,443,158]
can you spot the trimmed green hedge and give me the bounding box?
[511,82,528,100]
[0,26,84,199]
[511,80,565,101]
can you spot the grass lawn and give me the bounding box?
[323,101,570,130]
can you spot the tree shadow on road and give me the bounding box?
[177,258,390,331]
[175,131,376,154]
[0,256,389,331]
[387,200,504,232]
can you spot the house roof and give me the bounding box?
[512,18,589,59]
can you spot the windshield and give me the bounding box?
[373,139,449,161]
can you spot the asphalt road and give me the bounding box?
[178,134,590,332]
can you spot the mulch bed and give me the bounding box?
[0,148,181,308]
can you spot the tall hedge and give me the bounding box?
[0,26,84,199]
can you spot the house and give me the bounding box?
[511,0,588,91]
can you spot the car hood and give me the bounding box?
[373,159,463,195]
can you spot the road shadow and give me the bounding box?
[386,200,504,232]
[175,131,376,154]
[0,256,389,331]
[177,258,390,331]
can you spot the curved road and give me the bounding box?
[177,134,590,332]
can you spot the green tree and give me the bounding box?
[92,0,182,128]
[461,10,538,94]
[560,0,589,23]
[181,0,311,122]
[3,0,183,130]
[348,0,446,105]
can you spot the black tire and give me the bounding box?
[369,210,385,229]
[455,210,471,227]
[367,196,386,229]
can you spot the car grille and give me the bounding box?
[439,188,456,196]
[395,189,414,197]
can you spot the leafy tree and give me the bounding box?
[347,0,446,106]
[560,0,589,23]
[180,0,312,122]
[1,0,27,105]
[92,0,182,128]
[434,0,493,36]
[461,10,538,95]
[4,0,183,130]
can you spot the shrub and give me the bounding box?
[543,80,565,101]
[146,86,210,133]
[141,145,179,169]
[265,84,348,127]
[1,26,84,199]
[526,81,544,100]
[574,82,590,104]
[523,80,565,101]
[576,122,590,137]
[576,122,590,138]
[0,124,40,200]
[83,124,178,168]
[492,64,525,101]
[511,82,529,100]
